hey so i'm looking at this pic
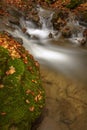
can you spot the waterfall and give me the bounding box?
[5,7,87,84]
[65,14,86,44]
[26,7,56,40]
[37,7,53,29]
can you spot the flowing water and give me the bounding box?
[7,7,87,84]
[6,7,87,130]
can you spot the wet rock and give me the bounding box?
[52,10,68,30]
[31,35,39,40]
[13,37,23,45]
[79,28,87,45]
[48,33,53,38]
[22,27,27,33]
[80,38,86,46]
[33,15,40,23]
[83,28,87,40]
[8,15,20,25]
[25,8,40,28]
[4,6,24,26]
[61,27,72,38]
[79,21,87,27]
[26,32,31,38]
[78,11,87,23]
[7,6,23,18]
[52,17,66,30]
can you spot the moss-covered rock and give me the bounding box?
[66,0,82,9]
[0,32,45,130]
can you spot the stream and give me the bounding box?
[7,7,87,84]
[5,7,87,130]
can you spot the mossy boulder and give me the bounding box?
[66,0,82,9]
[0,32,45,130]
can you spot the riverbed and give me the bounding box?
[35,65,87,130]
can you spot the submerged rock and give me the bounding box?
[0,32,45,130]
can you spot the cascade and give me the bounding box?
[26,7,55,39]
[5,7,87,84]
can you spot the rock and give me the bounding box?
[8,15,20,25]
[78,11,87,23]
[33,15,40,23]
[83,29,87,39]
[80,38,86,46]
[26,32,31,38]
[0,32,45,130]
[81,28,87,45]
[61,27,72,38]
[48,33,53,38]
[31,35,39,40]
[13,37,23,45]
[52,10,68,30]
[7,6,23,18]
[22,27,27,33]
[79,21,87,27]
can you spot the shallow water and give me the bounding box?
[36,66,87,130]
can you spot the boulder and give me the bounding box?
[0,32,45,130]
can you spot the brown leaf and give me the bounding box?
[6,66,16,75]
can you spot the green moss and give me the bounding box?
[45,0,56,4]
[0,47,9,79]
[3,58,25,86]
[66,0,82,9]
[0,33,45,130]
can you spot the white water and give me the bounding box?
[21,7,57,40]
[64,14,86,45]
[6,7,87,83]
